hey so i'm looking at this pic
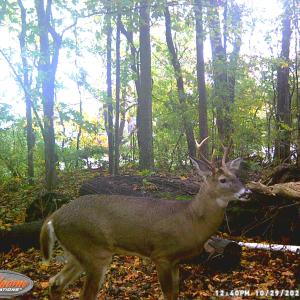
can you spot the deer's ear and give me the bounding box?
[190,156,212,177]
[226,157,242,173]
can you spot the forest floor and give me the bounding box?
[1,241,299,299]
[0,170,299,299]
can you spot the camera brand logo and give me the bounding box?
[0,270,33,298]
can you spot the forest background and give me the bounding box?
[0,1,300,299]
[0,0,298,192]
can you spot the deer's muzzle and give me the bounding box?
[235,188,252,201]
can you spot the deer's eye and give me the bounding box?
[219,178,226,183]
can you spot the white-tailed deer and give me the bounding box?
[40,137,250,300]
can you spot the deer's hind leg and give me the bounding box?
[79,252,112,300]
[49,256,82,300]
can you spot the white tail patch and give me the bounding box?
[44,220,55,264]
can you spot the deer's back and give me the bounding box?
[50,194,194,258]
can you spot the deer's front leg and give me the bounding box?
[155,261,179,300]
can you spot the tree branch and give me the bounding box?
[0,48,45,137]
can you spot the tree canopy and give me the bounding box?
[0,0,298,187]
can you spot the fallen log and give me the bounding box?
[238,241,300,253]
[0,220,43,253]
[247,181,300,202]
[79,175,199,198]
[263,164,300,185]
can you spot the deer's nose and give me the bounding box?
[235,188,252,201]
[245,188,252,195]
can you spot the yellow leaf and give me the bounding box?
[282,270,293,276]
[134,257,141,267]
[40,281,49,289]
[39,263,49,271]
[208,284,214,292]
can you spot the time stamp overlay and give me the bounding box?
[215,289,300,297]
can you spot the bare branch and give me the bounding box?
[0,48,45,137]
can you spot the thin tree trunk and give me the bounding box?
[223,0,228,56]
[118,86,127,143]
[119,20,140,157]
[105,11,114,174]
[76,83,82,154]
[114,14,121,175]
[57,107,68,169]
[294,0,300,167]
[74,26,82,168]
[274,0,292,162]
[119,19,140,98]
[194,0,208,158]
[35,0,61,191]
[164,6,196,157]
[18,0,34,184]
[57,109,66,152]
[138,0,154,169]
[228,3,242,104]
[207,0,231,143]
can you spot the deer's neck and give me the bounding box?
[187,184,226,234]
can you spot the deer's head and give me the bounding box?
[191,137,251,208]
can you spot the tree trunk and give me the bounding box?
[119,87,126,143]
[18,0,34,184]
[74,27,83,168]
[228,3,242,105]
[295,0,300,167]
[194,0,208,158]
[138,0,154,169]
[274,0,292,163]
[76,81,82,164]
[295,25,300,168]
[119,18,139,150]
[114,14,121,175]
[57,107,67,168]
[164,6,196,157]
[35,0,61,191]
[105,11,114,174]
[207,0,231,143]
[119,19,141,101]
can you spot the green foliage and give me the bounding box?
[0,116,27,180]
[231,57,266,155]
[0,103,14,126]
[139,169,155,177]
[0,0,297,183]
[58,145,106,170]
[175,194,193,201]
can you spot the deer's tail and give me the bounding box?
[40,219,56,263]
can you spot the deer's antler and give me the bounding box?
[221,139,233,169]
[195,137,216,172]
